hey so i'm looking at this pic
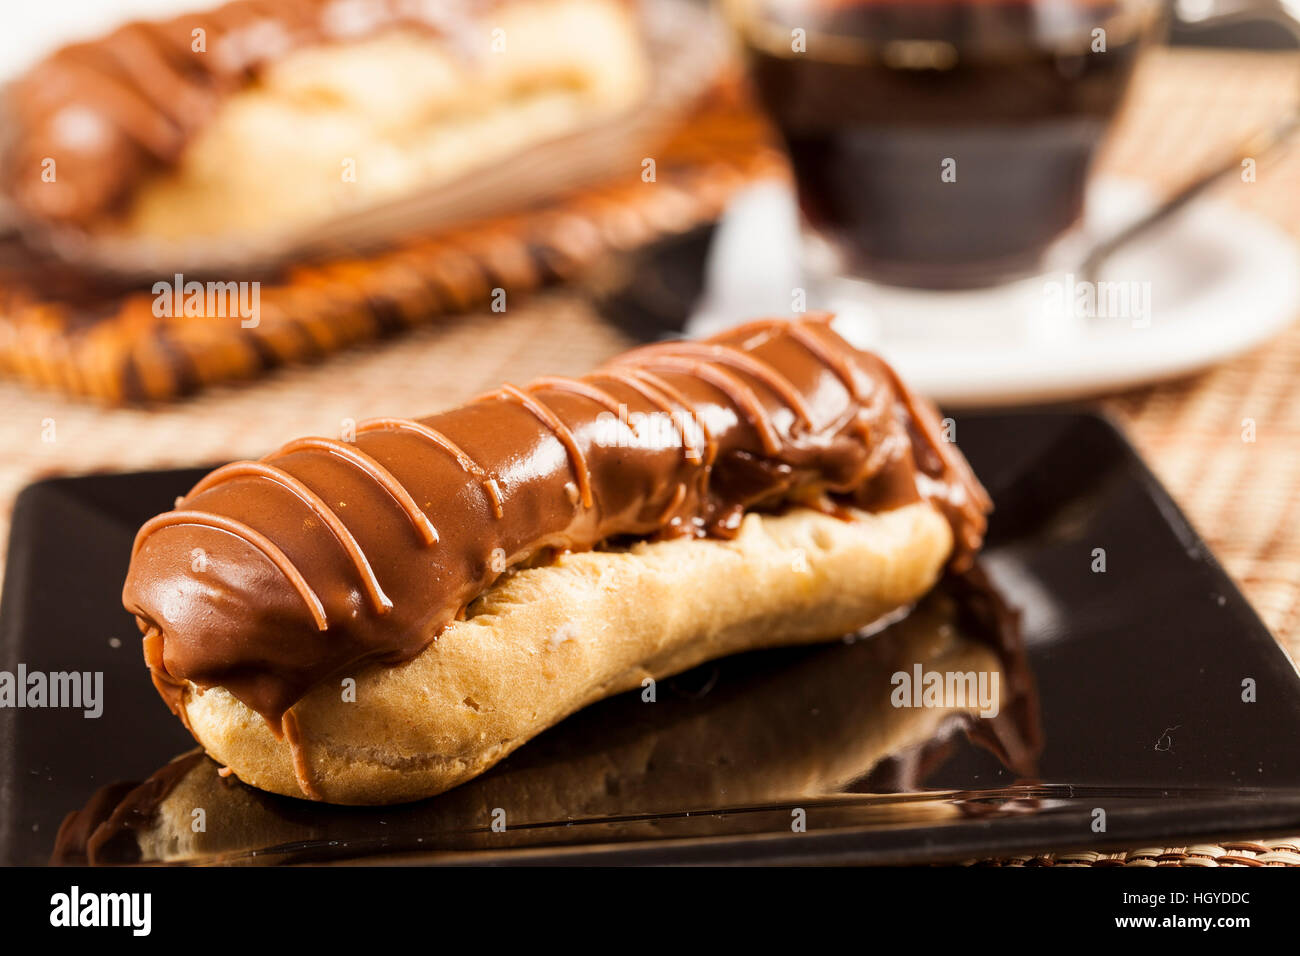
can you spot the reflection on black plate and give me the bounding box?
[3,412,1300,865]
[51,568,1038,865]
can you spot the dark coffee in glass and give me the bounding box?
[730,0,1162,289]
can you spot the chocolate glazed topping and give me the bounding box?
[0,0,507,227]
[122,316,990,736]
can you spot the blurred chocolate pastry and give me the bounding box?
[0,0,768,404]
[61,572,1038,864]
[0,85,784,403]
[0,0,720,272]
[121,315,991,805]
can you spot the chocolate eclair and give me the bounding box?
[122,314,991,804]
[0,0,698,271]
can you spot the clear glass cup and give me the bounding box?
[724,0,1167,291]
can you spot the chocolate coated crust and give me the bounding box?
[122,315,990,737]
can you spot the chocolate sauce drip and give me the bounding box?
[0,0,508,227]
[122,315,990,730]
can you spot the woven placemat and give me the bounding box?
[1098,49,1300,660]
[972,839,1300,867]
[0,48,1297,865]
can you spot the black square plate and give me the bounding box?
[3,411,1299,866]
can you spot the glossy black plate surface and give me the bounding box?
[2,411,1298,865]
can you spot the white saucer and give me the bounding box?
[688,178,1300,407]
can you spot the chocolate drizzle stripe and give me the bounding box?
[527,376,623,414]
[356,417,505,520]
[266,437,440,546]
[869,359,994,553]
[495,383,595,509]
[658,481,688,524]
[622,367,719,464]
[183,461,394,615]
[785,320,863,401]
[133,511,329,630]
[281,709,321,800]
[632,341,816,426]
[626,356,782,455]
[142,625,192,729]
